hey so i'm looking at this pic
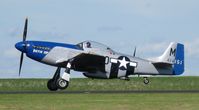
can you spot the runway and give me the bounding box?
[0,90,199,94]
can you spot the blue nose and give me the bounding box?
[15,42,26,53]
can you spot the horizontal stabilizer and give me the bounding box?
[149,42,184,75]
[152,62,172,68]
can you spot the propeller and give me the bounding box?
[19,52,24,76]
[18,18,28,76]
[23,18,28,41]
[133,46,136,57]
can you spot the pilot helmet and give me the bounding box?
[86,42,91,48]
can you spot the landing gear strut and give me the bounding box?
[143,77,149,84]
[47,62,72,91]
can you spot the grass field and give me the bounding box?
[0,77,199,110]
[0,93,199,110]
[0,76,198,91]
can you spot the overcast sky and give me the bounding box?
[0,0,199,78]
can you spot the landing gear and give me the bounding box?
[47,62,72,91]
[143,77,149,84]
[47,67,60,91]
[56,78,69,90]
[47,79,58,91]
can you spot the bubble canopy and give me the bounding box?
[76,41,114,52]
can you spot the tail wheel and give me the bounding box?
[47,79,58,91]
[143,77,149,84]
[56,78,69,90]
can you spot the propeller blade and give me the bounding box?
[18,18,29,76]
[133,46,136,57]
[19,52,24,76]
[23,18,28,41]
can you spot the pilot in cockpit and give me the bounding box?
[86,42,91,48]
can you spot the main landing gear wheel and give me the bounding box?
[47,63,71,91]
[47,79,58,91]
[56,78,69,90]
[47,67,61,91]
[143,77,149,84]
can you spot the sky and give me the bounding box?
[0,0,199,78]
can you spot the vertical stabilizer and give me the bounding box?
[154,42,184,75]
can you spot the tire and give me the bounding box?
[47,79,58,91]
[144,78,149,84]
[56,78,69,90]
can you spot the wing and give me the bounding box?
[56,53,107,73]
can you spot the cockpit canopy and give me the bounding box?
[77,41,114,53]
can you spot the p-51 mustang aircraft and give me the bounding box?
[15,18,184,91]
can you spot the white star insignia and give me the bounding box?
[118,57,129,69]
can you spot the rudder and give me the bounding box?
[173,43,184,75]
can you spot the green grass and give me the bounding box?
[0,76,199,91]
[0,93,198,110]
[0,77,198,110]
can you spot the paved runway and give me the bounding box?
[0,90,199,94]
